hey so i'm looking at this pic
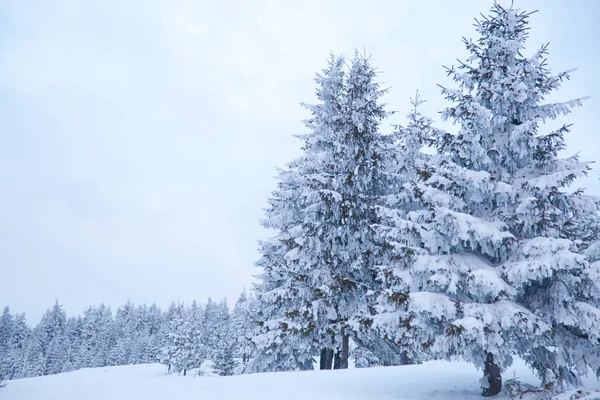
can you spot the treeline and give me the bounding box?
[0,293,254,380]
[0,291,402,383]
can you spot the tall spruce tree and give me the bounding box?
[373,3,600,395]
[251,54,346,372]
[252,51,404,372]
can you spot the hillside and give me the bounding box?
[3,359,600,400]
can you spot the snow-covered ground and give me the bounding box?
[2,360,600,400]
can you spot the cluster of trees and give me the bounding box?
[159,293,256,376]
[0,293,254,381]
[251,2,600,397]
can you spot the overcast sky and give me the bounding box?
[1,0,598,323]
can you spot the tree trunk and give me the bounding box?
[333,350,342,369]
[482,353,502,397]
[333,333,349,369]
[400,350,410,366]
[183,368,187,376]
[320,348,334,370]
[340,333,349,369]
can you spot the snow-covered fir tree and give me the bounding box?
[80,305,114,368]
[37,301,68,375]
[372,3,600,395]
[159,302,184,373]
[201,298,223,360]
[251,54,346,372]
[362,92,435,367]
[110,299,137,366]
[252,51,409,373]
[8,313,30,379]
[231,290,256,365]
[0,307,14,381]
[160,302,206,376]
[212,300,238,376]
[62,316,82,372]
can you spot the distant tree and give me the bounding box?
[213,338,237,376]
[159,302,183,373]
[231,290,255,365]
[8,313,30,379]
[0,307,14,380]
[212,300,237,376]
[201,298,221,359]
[62,316,83,372]
[22,337,45,377]
[35,301,68,375]
[144,303,164,362]
[160,303,205,376]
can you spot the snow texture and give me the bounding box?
[2,359,600,400]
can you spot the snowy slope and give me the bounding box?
[2,360,599,400]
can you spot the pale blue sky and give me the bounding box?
[1,0,599,323]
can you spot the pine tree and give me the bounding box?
[36,301,68,375]
[201,298,223,360]
[252,54,346,372]
[177,305,205,375]
[212,299,238,376]
[365,93,436,366]
[373,3,600,395]
[0,307,14,380]
[8,313,30,379]
[160,303,205,376]
[111,299,140,365]
[231,290,255,365]
[253,51,408,373]
[62,316,82,372]
[159,302,184,373]
[145,303,164,363]
[213,339,237,376]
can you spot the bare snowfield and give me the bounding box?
[3,360,600,400]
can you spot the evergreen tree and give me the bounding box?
[213,339,237,376]
[8,313,30,379]
[212,299,238,376]
[231,290,255,364]
[366,93,435,365]
[201,298,221,359]
[37,301,68,375]
[159,302,183,372]
[253,51,402,372]
[160,303,205,375]
[252,54,346,372]
[145,303,164,363]
[62,316,82,372]
[373,3,600,395]
[22,334,45,377]
[0,307,14,380]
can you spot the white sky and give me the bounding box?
[1,0,599,323]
